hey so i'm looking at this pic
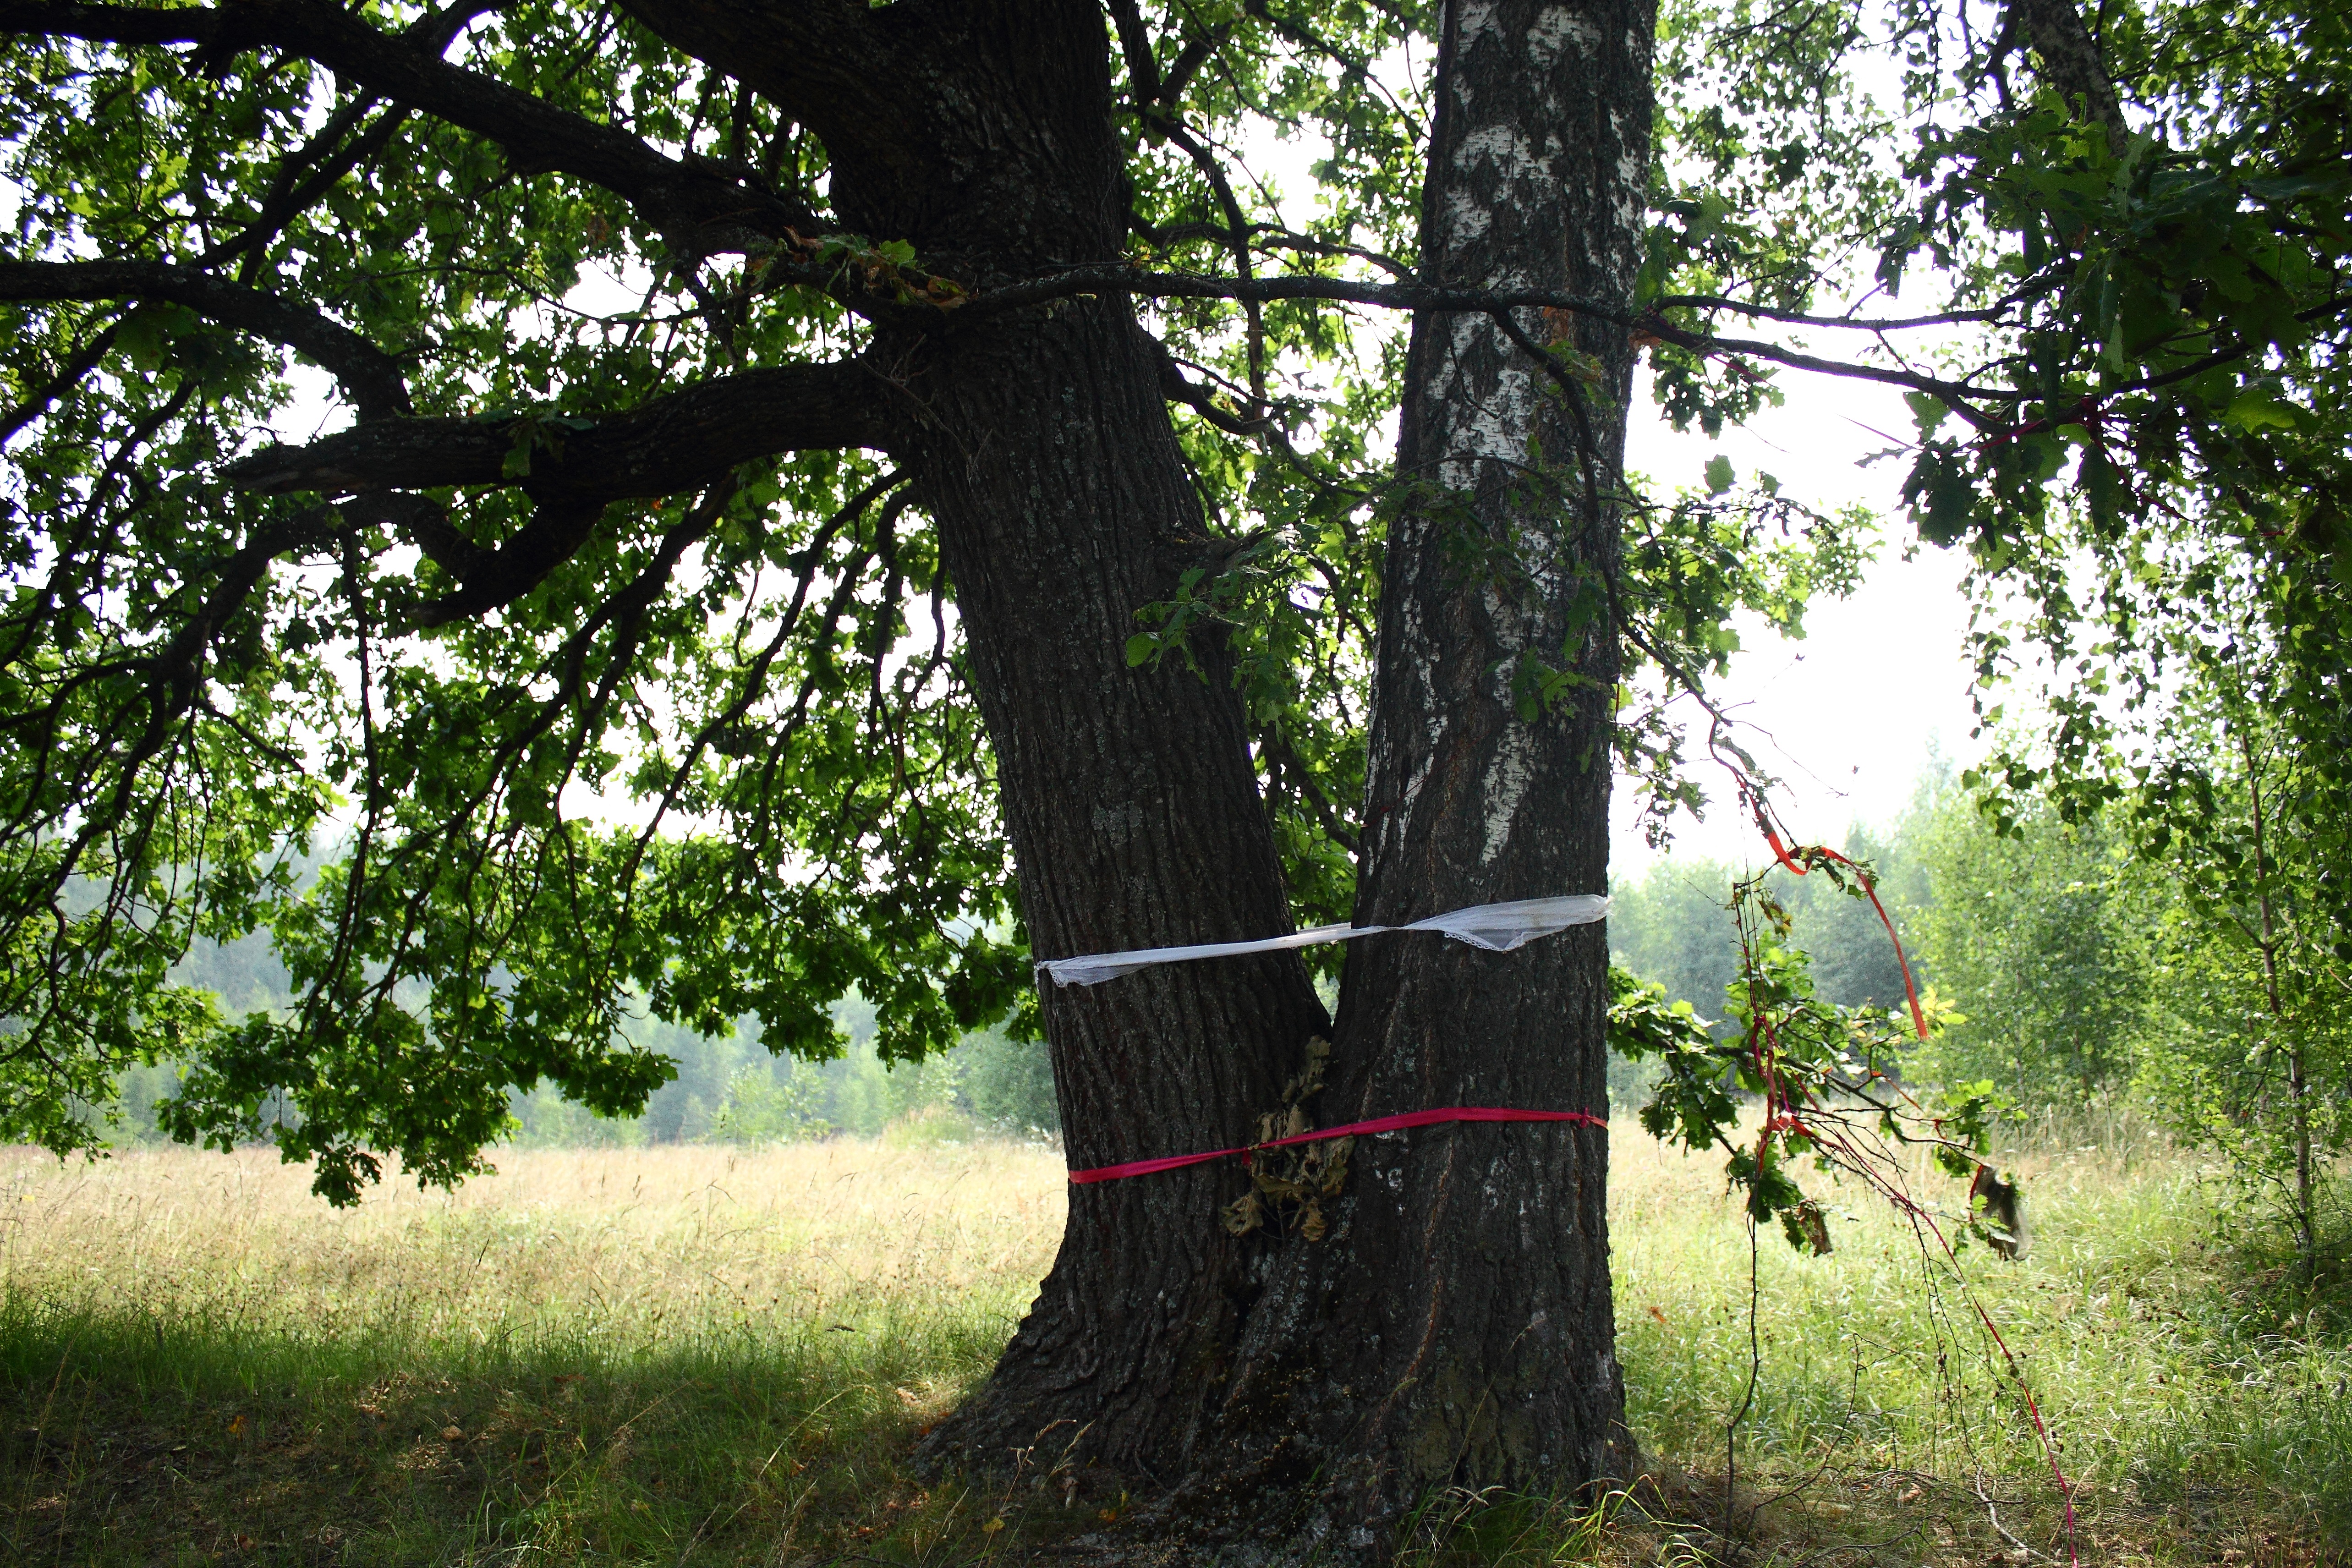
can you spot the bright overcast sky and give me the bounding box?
[1613,365,1987,875]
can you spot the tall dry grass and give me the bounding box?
[0,1140,1064,1369]
[0,1140,1068,1566]
[0,1126,2345,1565]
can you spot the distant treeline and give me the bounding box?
[1612,765,2171,1118]
[109,935,1061,1150]
[100,764,2172,1149]
[1604,816,1926,1106]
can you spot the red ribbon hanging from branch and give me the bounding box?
[1750,801,1930,1042]
[1067,1105,1607,1185]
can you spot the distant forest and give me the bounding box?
[98,769,2159,1150]
[109,929,1062,1150]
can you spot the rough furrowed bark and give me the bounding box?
[901,285,1336,1483]
[1150,0,1656,1550]
[887,1,1655,1557]
[839,0,1332,1493]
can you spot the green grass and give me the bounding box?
[1,1305,981,1563]
[1609,1132,2352,1566]
[1,1134,2347,1565]
[0,1140,1069,1564]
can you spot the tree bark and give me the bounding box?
[889,0,1654,1549]
[2012,0,2127,150]
[823,0,1335,1487]
[623,0,1656,1546]
[1189,0,1653,1538]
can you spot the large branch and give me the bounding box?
[954,265,2008,424]
[4,1,819,253]
[221,356,890,499]
[0,258,411,421]
[612,0,918,179]
[229,349,892,629]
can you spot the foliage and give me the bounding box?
[1610,827,1931,1025]
[703,1058,833,1144]
[2117,654,2352,1279]
[955,1025,1063,1138]
[2,0,2348,1208]
[0,1,1034,1199]
[1953,293,2352,1271]
[1606,824,1928,1118]
[1646,0,2352,1256]
[1905,779,2161,1108]
[2139,910,2352,1267]
[97,933,1061,1150]
[1609,835,2004,1255]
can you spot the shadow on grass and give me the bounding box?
[2124,1201,2352,1545]
[0,1293,1090,1566]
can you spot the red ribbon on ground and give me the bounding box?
[1067,1106,1607,1185]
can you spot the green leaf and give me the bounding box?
[2223,389,2302,433]
[1902,391,1948,438]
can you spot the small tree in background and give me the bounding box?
[706,1059,833,1144]
[1609,825,1929,1039]
[2122,656,2352,1284]
[1905,782,2160,1110]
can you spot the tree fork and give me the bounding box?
[907,0,1653,1550]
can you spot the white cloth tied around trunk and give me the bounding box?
[1035,894,1612,988]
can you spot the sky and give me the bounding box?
[1611,364,1987,875]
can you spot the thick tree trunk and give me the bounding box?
[899,292,1338,1493]
[835,0,1335,1477]
[811,0,1652,1547]
[1184,0,1655,1540]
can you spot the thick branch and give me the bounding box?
[1106,0,1164,104]
[407,495,609,627]
[1655,293,2014,332]
[340,489,488,582]
[966,263,1631,323]
[203,3,496,273]
[5,1,819,252]
[611,0,917,179]
[0,306,135,447]
[222,356,889,498]
[1157,351,1272,435]
[0,258,411,420]
[2011,0,2126,149]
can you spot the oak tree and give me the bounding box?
[3,0,2345,1546]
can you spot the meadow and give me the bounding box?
[0,1121,2344,1567]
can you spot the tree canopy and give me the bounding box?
[1,0,2346,1212]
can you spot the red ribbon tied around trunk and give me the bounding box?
[1067,1105,1606,1185]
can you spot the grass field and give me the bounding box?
[0,1124,2344,1566]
